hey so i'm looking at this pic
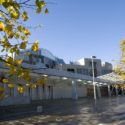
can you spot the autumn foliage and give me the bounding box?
[0,0,48,97]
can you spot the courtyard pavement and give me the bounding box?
[1,97,125,125]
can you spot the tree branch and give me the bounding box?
[18,0,31,5]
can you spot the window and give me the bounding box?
[89,61,97,68]
[89,69,97,77]
[77,68,83,74]
[83,69,89,75]
[41,56,44,63]
[67,68,75,73]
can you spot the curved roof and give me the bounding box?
[41,48,56,61]
[97,72,125,84]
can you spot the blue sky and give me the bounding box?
[27,0,125,66]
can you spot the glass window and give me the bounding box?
[77,68,83,74]
[67,68,75,73]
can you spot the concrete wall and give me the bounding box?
[53,81,72,99]
[0,77,89,106]
[53,81,87,99]
[77,84,87,97]
[0,96,30,106]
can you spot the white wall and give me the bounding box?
[77,84,87,97]
[53,81,87,99]
[53,81,72,99]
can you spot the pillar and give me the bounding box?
[14,87,18,97]
[24,87,29,97]
[115,86,118,96]
[121,88,124,96]
[38,86,42,100]
[72,80,78,100]
[3,84,7,97]
[31,88,36,100]
[97,84,101,98]
[45,86,49,99]
[108,85,111,97]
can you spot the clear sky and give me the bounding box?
[27,0,125,66]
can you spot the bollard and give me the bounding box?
[37,106,43,113]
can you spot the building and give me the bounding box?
[56,58,112,77]
[0,48,118,106]
[14,48,65,69]
[15,49,112,77]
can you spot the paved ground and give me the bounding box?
[1,97,125,125]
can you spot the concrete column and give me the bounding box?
[31,88,36,100]
[3,84,7,97]
[115,86,118,96]
[108,85,111,97]
[14,87,18,97]
[38,86,42,100]
[121,88,124,96]
[29,88,32,100]
[41,85,45,99]
[24,87,29,97]
[72,80,78,100]
[45,86,49,99]
[97,84,101,98]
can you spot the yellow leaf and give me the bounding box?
[121,39,125,46]
[3,42,11,49]
[18,86,24,94]
[5,63,11,67]
[5,25,13,32]
[17,26,23,32]
[26,83,30,87]
[5,57,13,64]
[37,79,45,84]
[0,21,4,31]
[0,13,3,17]
[22,11,28,21]
[45,8,49,14]
[15,59,22,65]
[15,32,20,39]
[9,7,20,19]
[17,68,25,77]
[41,1,46,8]
[10,45,17,53]
[0,0,5,4]
[26,52,30,56]
[32,84,37,88]
[8,31,14,39]
[21,36,25,40]
[24,29,30,36]
[9,66,16,75]
[2,78,8,83]
[20,41,27,49]
[0,86,4,92]
[8,83,15,88]
[0,86,4,98]
[23,71,31,81]
[36,8,41,13]
[31,40,39,52]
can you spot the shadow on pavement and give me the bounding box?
[1,97,125,125]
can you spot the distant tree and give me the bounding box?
[0,0,49,97]
[115,39,125,80]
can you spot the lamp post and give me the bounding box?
[91,56,96,101]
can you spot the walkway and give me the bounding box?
[1,97,125,125]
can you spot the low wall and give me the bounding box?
[0,96,30,106]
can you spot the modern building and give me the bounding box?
[14,48,65,69]
[0,48,120,106]
[15,48,113,76]
[56,58,112,77]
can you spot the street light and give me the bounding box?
[91,56,96,100]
